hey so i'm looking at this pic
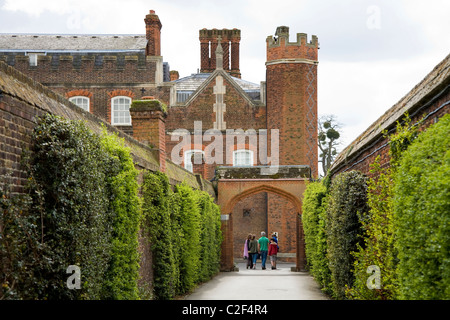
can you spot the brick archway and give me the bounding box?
[216,166,310,272]
[222,184,303,214]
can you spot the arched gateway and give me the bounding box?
[216,165,311,271]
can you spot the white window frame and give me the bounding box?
[184,149,204,173]
[111,96,132,126]
[69,96,90,112]
[233,149,254,167]
[26,52,45,66]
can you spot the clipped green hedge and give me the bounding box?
[142,171,177,300]
[0,178,37,299]
[27,114,113,300]
[326,170,369,299]
[302,181,333,295]
[197,191,222,283]
[142,172,222,300]
[174,183,201,294]
[0,114,142,299]
[100,129,142,300]
[393,113,450,299]
[302,115,449,300]
[347,157,397,300]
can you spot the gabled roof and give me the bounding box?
[0,34,147,52]
[174,72,259,92]
[173,71,260,106]
[175,69,260,107]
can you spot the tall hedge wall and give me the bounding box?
[302,113,449,300]
[348,158,397,300]
[1,114,141,299]
[302,181,332,295]
[142,172,222,300]
[1,113,223,300]
[325,171,369,299]
[393,113,450,299]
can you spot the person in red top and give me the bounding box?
[268,237,278,270]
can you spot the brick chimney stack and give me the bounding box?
[145,10,162,56]
[199,28,241,78]
[129,97,167,172]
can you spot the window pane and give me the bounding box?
[112,96,131,125]
[69,96,89,112]
[234,150,252,166]
[184,150,204,172]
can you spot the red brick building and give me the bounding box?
[0,10,319,270]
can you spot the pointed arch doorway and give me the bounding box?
[216,166,310,272]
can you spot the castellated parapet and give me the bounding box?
[0,51,159,85]
[266,26,319,63]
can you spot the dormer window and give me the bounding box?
[177,90,194,103]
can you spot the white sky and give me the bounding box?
[1,0,449,149]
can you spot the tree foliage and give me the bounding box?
[318,115,341,177]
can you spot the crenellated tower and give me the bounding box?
[266,26,319,177]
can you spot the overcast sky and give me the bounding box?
[1,0,449,149]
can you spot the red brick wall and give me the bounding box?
[129,102,167,172]
[230,192,299,263]
[232,192,268,259]
[5,53,156,85]
[331,90,450,178]
[0,94,41,193]
[267,193,297,262]
[220,217,234,271]
[166,75,265,131]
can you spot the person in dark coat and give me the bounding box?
[248,234,259,269]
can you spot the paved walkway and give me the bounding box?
[185,261,329,300]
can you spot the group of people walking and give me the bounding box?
[243,232,279,270]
